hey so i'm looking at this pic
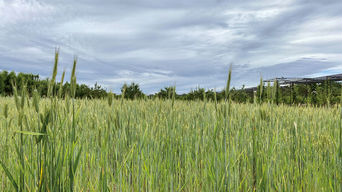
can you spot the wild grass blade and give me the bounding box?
[0,160,18,191]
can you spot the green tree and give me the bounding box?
[0,71,5,95]
[156,86,176,99]
[5,71,16,95]
[231,86,248,103]
[121,82,144,100]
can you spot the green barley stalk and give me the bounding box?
[33,89,40,114]
[58,70,65,99]
[274,79,278,105]
[70,56,77,99]
[224,65,232,191]
[69,55,82,192]
[32,88,41,189]
[225,64,232,102]
[267,81,271,103]
[48,49,59,98]
[252,124,257,191]
[70,56,77,143]
[12,81,26,191]
[65,92,71,114]
[214,88,218,113]
[108,91,113,107]
[259,76,263,104]
[3,104,9,155]
[172,86,176,109]
[19,84,25,192]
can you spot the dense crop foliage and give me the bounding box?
[1,95,342,191]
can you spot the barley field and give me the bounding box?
[1,95,342,191]
[0,58,342,191]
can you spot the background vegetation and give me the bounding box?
[0,69,341,106]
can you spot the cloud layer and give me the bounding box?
[1,0,342,93]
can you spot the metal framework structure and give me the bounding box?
[263,73,342,85]
[245,73,342,91]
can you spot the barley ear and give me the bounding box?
[48,48,59,97]
[225,64,232,102]
[108,91,113,107]
[259,76,263,104]
[58,70,66,98]
[33,89,40,113]
[70,56,77,98]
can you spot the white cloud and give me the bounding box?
[0,0,342,93]
[0,0,54,26]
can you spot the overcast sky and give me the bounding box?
[1,0,342,93]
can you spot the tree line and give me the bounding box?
[0,70,341,106]
[0,71,107,99]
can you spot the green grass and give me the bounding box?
[0,96,342,191]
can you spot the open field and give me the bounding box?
[1,96,342,191]
[2,0,342,191]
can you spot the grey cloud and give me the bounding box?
[0,0,342,94]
